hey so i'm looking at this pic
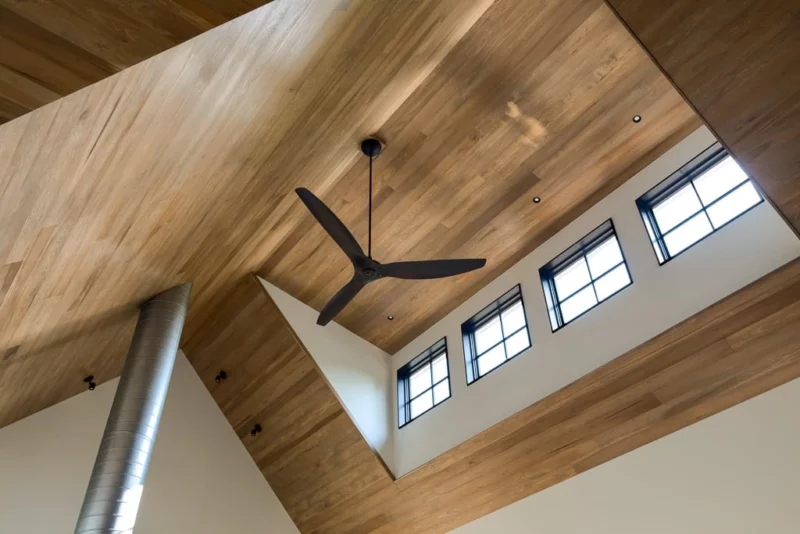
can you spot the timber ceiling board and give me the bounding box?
[257,0,699,352]
[605,0,800,234]
[0,0,697,428]
[195,259,800,534]
[185,276,394,530]
[0,0,273,124]
[0,0,498,429]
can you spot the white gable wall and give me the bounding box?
[0,352,299,534]
[260,279,394,472]
[452,375,800,533]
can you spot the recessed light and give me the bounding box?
[532,196,541,204]
[387,315,394,321]
[632,114,642,123]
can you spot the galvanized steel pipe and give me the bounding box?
[74,283,192,534]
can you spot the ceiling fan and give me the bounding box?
[295,138,487,326]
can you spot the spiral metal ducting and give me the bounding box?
[74,283,192,534]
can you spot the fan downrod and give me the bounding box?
[360,138,383,158]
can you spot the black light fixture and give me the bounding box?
[533,196,541,204]
[83,375,96,391]
[250,424,263,437]
[632,114,642,123]
[214,370,227,383]
[387,315,394,321]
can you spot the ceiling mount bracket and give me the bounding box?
[360,138,383,158]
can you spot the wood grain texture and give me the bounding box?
[0,0,272,124]
[185,276,393,529]
[605,0,800,234]
[191,259,800,534]
[0,0,696,429]
[256,0,699,353]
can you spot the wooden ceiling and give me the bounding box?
[0,0,698,430]
[184,0,800,531]
[256,0,698,352]
[0,0,798,531]
[0,0,271,124]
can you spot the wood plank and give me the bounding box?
[0,0,273,121]
[189,258,800,533]
[185,276,393,531]
[605,0,800,234]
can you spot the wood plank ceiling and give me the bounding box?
[257,0,700,352]
[0,0,699,429]
[190,0,800,532]
[0,0,272,124]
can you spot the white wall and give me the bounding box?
[393,127,800,475]
[452,375,800,534]
[260,278,394,473]
[0,352,299,534]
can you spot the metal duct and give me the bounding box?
[75,283,192,534]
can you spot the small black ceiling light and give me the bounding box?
[214,370,227,383]
[632,114,642,123]
[387,315,394,321]
[83,375,96,391]
[250,424,263,437]
[533,196,541,204]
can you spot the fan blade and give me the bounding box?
[317,275,365,326]
[382,258,486,280]
[296,188,365,260]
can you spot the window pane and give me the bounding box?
[663,212,713,256]
[475,315,503,354]
[554,257,591,301]
[500,300,526,334]
[594,264,631,301]
[706,181,761,228]
[693,157,749,205]
[653,184,702,233]
[586,236,623,279]
[504,329,530,358]
[410,390,433,419]
[433,380,450,404]
[477,344,506,376]
[431,354,448,383]
[559,285,597,324]
[408,364,431,399]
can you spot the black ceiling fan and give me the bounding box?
[295,138,486,326]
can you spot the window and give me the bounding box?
[397,338,450,428]
[637,142,763,264]
[462,285,531,384]
[540,220,632,331]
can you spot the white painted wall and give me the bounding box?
[393,127,800,475]
[260,279,394,472]
[452,375,800,534]
[0,352,299,534]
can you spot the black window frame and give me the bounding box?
[397,337,450,428]
[462,284,531,385]
[540,219,632,332]
[636,142,764,265]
